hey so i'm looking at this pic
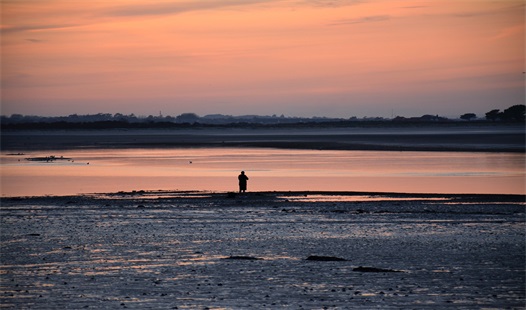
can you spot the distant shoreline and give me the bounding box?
[1,118,524,131]
[2,124,524,153]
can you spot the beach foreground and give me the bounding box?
[1,191,524,309]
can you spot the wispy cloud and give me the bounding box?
[489,24,524,41]
[1,23,83,34]
[1,0,366,36]
[329,15,390,26]
[2,1,273,35]
[106,0,273,17]
[453,3,524,18]
[401,5,428,9]
[302,0,365,7]
[25,38,45,43]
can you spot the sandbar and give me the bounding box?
[2,125,524,152]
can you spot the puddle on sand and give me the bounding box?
[438,201,526,206]
[279,194,452,202]
[91,191,214,200]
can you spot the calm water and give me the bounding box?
[1,148,524,196]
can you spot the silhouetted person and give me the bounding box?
[238,171,249,193]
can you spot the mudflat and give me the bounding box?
[2,124,525,152]
[1,191,524,309]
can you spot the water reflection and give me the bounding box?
[1,148,524,196]
[279,195,452,202]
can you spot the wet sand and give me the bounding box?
[1,191,524,309]
[2,125,525,152]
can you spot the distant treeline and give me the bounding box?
[1,105,523,130]
[1,118,523,131]
[1,112,346,127]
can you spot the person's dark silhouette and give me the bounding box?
[238,171,249,193]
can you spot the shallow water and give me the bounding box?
[1,148,524,196]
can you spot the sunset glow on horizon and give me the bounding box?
[1,0,524,118]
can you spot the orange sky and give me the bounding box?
[1,0,524,118]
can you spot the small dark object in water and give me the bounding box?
[137,205,146,208]
[306,255,347,261]
[27,233,41,237]
[25,155,72,162]
[353,266,401,273]
[224,256,262,260]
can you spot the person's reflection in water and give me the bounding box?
[238,171,249,193]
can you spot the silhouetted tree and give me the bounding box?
[175,113,200,123]
[485,109,501,121]
[501,105,525,122]
[460,113,477,121]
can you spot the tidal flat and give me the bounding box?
[1,191,524,309]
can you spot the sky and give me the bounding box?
[1,0,524,118]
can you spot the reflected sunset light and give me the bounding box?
[1,148,523,196]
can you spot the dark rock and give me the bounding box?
[306,255,347,261]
